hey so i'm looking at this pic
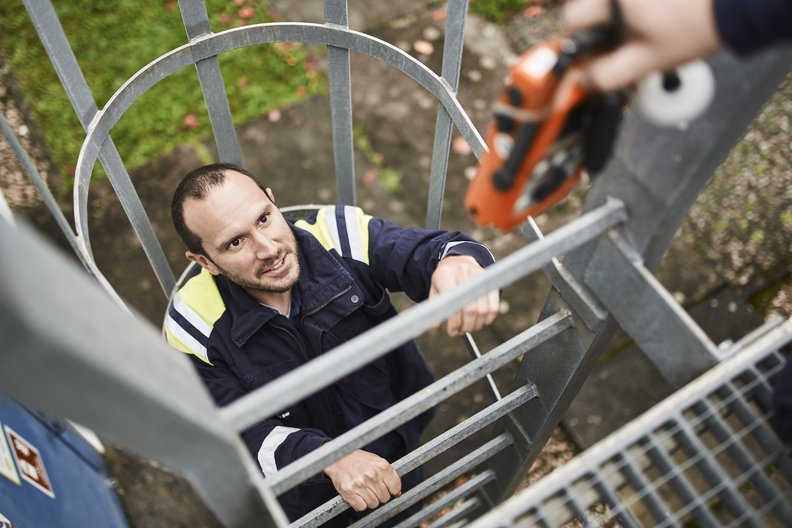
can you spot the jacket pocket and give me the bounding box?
[239,358,299,391]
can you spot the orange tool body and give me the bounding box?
[466,28,624,232]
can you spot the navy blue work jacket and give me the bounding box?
[165,205,495,522]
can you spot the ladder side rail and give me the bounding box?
[479,45,792,505]
[584,230,721,386]
[0,220,286,528]
[178,0,244,167]
[23,0,176,297]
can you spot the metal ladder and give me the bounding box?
[1,0,791,526]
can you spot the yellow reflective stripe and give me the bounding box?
[164,328,212,365]
[178,268,225,327]
[295,207,336,251]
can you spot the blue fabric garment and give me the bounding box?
[771,343,792,446]
[166,206,496,523]
[713,0,792,54]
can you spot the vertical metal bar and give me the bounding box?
[722,383,792,482]
[324,0,356,205]
[745,367,775,408]
[616,452,670,524]
[22,0,176,296]
[178,0,244,166]
[425,0,468,229]
[562,489,593,527]
[693,399,792,521]
[590,473,641,528]
[463,332,502,400]
[0,113,86,266]
[674,418,762,528]
[645,435,721,528]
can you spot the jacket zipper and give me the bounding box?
[272,321,339,437]
[301,284,353,320]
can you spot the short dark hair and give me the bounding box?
[171,163,263,254]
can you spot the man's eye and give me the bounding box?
[229,238,241,248]
[259,214,269,224]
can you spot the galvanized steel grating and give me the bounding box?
[469,322,792,528]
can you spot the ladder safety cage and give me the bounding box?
[3,0,792,527]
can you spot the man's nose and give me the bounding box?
[252,233,278,260]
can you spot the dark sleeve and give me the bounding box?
[771,351,792,445]
[713,0,792,54]
[367,217,496,302]
[189,352,331,481]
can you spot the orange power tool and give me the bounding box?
[465,24,625,232]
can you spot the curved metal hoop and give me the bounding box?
[73,21,487,258]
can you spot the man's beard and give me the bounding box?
[211,246,300,294]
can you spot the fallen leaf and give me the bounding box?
[183,113,200,130]
[430,8,446,21]
[267,109,281,122]
[238,6,255,20]
[363,169,378,187]
[452,136,472,156]
[237,77,249,91]
[524,6,544,17]
[413,39,434,56]
[218,12,233,26]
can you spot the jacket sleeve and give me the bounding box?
[366,215,496,302]
[772,350,792,446]
[713,0,792,54]
[186,352,332,482]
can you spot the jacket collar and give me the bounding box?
[218,223,354,347]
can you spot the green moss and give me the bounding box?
[0,1,324,184]
[748,263,792,317]
[353,127,402,192]
[470,0,529,22]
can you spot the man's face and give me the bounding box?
[182,170,300,297]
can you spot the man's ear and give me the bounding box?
[265,187,276,204]
[186,251,220,276]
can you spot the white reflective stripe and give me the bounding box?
[344,206,366,262]
[257,426,300,478]
[439,241,496,262]
[172,292,212,338]
[164,313,209,363]
[324,206,343,253]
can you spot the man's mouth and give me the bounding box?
[259,253,287,276]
